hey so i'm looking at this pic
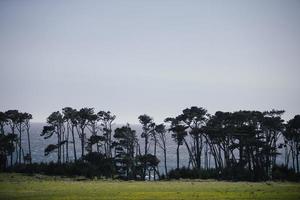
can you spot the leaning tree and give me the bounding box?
[284,115,300,173]
[41,111,65,163]
[165,117,187,170]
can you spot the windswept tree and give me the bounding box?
[86,111,99,153]
[113,124,138,179]
[284,115,300,173]
[155,123,168,176]
[76,108,95,157]
[138,114,155,179]
[23,113,32,164]
[261,110,284,176]
[0,112,7,135]
[86,134,105,153]
[1,111,32,166]
[16,112,27,164]
[0,133,17,170]
[165,117,187,169]
[62,107,78,161]
[138,115,154,156]
[204,111,235,170]
[98,111,116,158]
[0,112,9,169]
[41,111,65,163]
[204,110,285,180]
[178,106,209,169]
[5,110,19,165]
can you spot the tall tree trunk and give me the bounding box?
[19,123,22,164]
[81,127,85,157]
[109,123,112,158]
[164,147,167,177]
[196,135,200,169]
[26,124,31,164]
[239,138,244,169]
[143,134,148,180]
[57,130,60,163]
[62,128,65,163]
[183,138,196,168]
[292,148,295,171]
[72,126,77,161]
[176,143,180,170]
[154,136,157,180]
[297,147,299,173]
[66,123,69,162]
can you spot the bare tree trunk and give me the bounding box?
[9,125,14,166]
[143,134,148,180]
[18,123,22,164]
[109,123,112,158]
[57,130,60,163]
[66,123,69,162]
[164,148,167,177]
[62,128,65,163]
[176,143,180,170]
[72,126,77,161]
[81,127,85,157]
[292,148,295,171]
[183,138,196,168]
[26,123,32,164]
[196,135,200,169]
[297,147,299,173]
[154,136,157,180]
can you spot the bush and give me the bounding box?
[6,152,115,179]
[272,165,300,181]
[168,167,218,179]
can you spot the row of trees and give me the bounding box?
[1,106,299,180]
[41,108,116,163]
[166,108,300,180]
[0,110,32,170]
[40,108,163,179]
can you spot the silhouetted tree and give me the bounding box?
[165,117,187,169]
[156,123,168,176]
[138,114,155,179]
[113,124,138,179]
[23,113,32,164]
[178,106,209,169]
[98,111,116,158]
[205,111,235,170]
[5,110,19,165]
[86,111,99,153]
[0,133,17,170]
[0,112,7,135]
[62,107,78,161]
[41,111,65,163]
[76,108,95,157]
[261,110,285,177]
[16,112,27,164]
[284,115,300,173]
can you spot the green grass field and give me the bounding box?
[0,173,300,200]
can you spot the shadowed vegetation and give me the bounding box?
[1,107,300,181]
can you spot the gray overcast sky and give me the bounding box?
[0,0,299,123]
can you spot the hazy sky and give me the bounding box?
[0,0,299,123]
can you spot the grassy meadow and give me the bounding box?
[0,173,300,200]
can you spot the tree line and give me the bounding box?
[0,107,299,181]
[0,110,32,168]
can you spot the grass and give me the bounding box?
[0,173,300,200]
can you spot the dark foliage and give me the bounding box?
[1,107,300,181]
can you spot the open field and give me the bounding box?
[0,173,300,200]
